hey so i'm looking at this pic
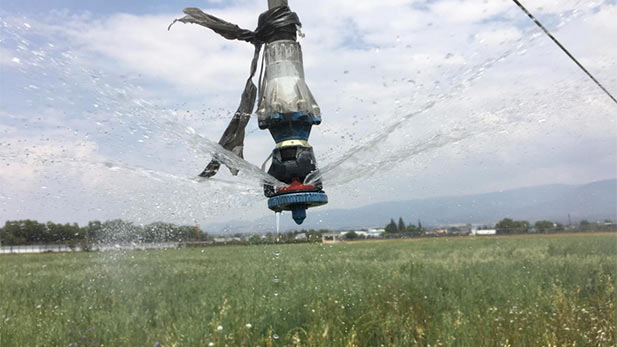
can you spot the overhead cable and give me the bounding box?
[512,0,617,105]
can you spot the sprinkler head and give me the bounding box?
[257,40,327,224]
[267,190,328,225]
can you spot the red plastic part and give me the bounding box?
[276,178,316,194]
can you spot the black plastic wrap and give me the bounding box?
[169,6,301,177]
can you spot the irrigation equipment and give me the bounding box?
[170,0,327,224]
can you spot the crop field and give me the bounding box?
[0,233,615,346]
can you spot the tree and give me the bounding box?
[579,220,592,232]
[385,219,398,233]
[406,224,421,237]
[417,220,423,232]
[496,218,529,234]
[397,218,406,232]
[515,221,529,234]
[534,220,555,233]
[496,218,514,234]
[345,231,359,240]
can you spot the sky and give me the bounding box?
[1,0,616,229]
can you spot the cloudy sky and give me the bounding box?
[1,0,615,229]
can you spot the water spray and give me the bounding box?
[170,0,327,225]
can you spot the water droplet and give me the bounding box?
[245,323,252,328]
[11,57,20,64]
[273,334,279,340]
[216,325,223,331]
[274,292,279,297]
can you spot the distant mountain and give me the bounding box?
[208,179,617,233]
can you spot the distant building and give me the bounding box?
[472,229,496,236]
[339,228,384,238]
[213,237,241,243]
[295,233,307,240]
[367,228,385,237]
[322,233,341,244]
[425,229,448,236]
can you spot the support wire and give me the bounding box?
[512,0,617,105]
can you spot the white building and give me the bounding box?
[322,233,341,244]
[472,229,496,236]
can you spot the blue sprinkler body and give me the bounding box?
[257,39,328,225]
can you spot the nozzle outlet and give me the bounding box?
[291,207,307,225]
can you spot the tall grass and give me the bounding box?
[0,233,615,346]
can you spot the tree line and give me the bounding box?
[0,220,336,248]
[384,217,423,236]
[496,218,615,234]
[384,216,615,236]
[0,220,210,247]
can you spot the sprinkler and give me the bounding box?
[258,0,328,224]
[169,0,327,224]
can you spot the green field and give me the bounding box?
[1,233,615,346]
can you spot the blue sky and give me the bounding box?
[1,0,615,229]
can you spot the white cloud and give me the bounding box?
[474,27,522,46]
[430,0,512,24]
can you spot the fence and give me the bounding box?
[0,244,79,254]
[0,242,180,254]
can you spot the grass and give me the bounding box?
[0,233,615,346]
